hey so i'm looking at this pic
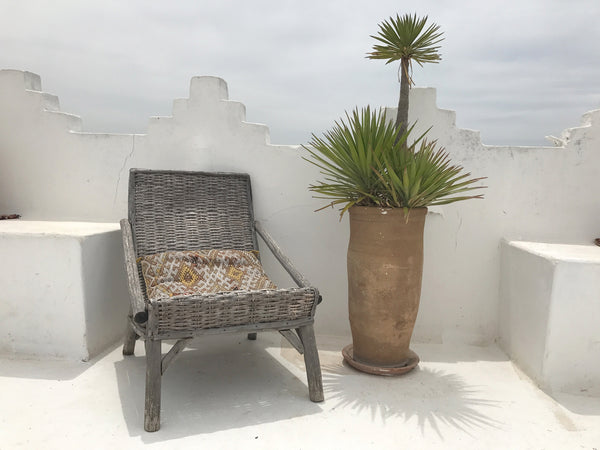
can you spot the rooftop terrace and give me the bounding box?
[2,334,599,449]
[1,70,599,448]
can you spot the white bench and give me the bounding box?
[0,221,128,361]
[499,240,600,395]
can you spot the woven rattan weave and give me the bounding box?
[120,169,323,432]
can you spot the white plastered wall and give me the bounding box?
[1,69,599,343]
[499,241,600,395]
[0,221,128,360]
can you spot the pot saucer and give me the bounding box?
[342,344,419,376]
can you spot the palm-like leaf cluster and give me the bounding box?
[367,13,444,73]
[303,107,485,218]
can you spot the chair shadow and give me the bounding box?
[114,334,322,443]
[322,359,502,440]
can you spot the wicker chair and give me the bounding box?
[121,169,323,432]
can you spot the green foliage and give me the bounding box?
[303,107,485,218]
[367,13,444,136]
[367,13,444,77]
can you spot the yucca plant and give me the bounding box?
[367,13,444,137]
[303,106,485,218]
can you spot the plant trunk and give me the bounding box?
[346,206,426,372]
[395,57,410,142]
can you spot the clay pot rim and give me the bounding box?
[349,206,428,220]
[349,205,428,212]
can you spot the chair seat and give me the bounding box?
[138,248,278,301]
[151,287,318,338]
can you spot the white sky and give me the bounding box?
[1,0,599,146]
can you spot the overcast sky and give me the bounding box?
[1,0,599,146]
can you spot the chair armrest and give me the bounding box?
[255,220,312,288]
[120,219,147,323]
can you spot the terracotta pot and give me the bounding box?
[346,206,427,371]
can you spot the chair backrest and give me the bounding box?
[128,169,258,257]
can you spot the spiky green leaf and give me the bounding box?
[302,107,485,218]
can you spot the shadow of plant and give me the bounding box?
[322,360,501,439]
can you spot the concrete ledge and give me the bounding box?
[0,221,129,361]
[499,240,600,395]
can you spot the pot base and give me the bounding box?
[342,344,419,376]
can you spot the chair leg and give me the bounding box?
[247,332,257,340]
[144,339,162,432]
[297,325,324,402]
[123,320,138,355]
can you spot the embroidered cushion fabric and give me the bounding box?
[138,249,278,301]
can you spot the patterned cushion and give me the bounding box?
[138,249,277,301]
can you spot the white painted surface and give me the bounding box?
[499,241,553,381]
[1,69,599,344]
[0,221,128,360]
[548,260,600,395]
[499,240,600,395]
[1,334,599,448]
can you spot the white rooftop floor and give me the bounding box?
[1,333,599,449]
